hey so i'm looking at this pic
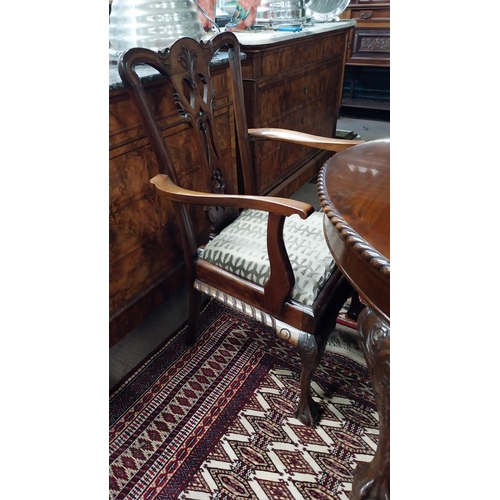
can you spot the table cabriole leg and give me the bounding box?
[351,307,390,500]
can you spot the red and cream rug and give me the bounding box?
[110,300,376,499]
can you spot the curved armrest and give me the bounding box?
[248,128,364,152]
[150,174,314,219]
[151,174,314,314]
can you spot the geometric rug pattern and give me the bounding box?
[110,300,376,499]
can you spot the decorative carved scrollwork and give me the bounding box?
[360,37,390,51]
[351,307,390,500]
[167,42,228,201]
[211,166,225,194]
[178,45,198,88]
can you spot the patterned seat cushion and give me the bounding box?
[198,209,336,306]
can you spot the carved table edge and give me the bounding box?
[317,163,390,279]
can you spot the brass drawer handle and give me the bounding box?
[360,10,373,19]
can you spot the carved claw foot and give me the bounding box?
[351,462,389,500]
[295,393,321,426]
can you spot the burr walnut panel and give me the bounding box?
[109,206,212,315]
[109,108,235,265]
[239,28,350,195]
[109,229,181,314]
[109,145,159,215]
[259,36,346,78]
[109,71,230,151]
[109,196,163,266]
[245,56,344,194]
[109,64,235,344]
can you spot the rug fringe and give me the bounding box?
[326,329,366,367]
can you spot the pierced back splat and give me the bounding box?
[118,36,245,239]
[169,43,236,233]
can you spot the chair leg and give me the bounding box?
[185,286,202,347]
[295,276,355,426]
[295,332,321,425]
[347,290,366,321]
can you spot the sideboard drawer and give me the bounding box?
[257,34,346,79]
[350,7,389,21]
[348,28,390,65]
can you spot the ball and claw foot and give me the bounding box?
[295,394,321,426]
[351,462,389,500]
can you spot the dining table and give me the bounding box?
[317,138,390,500]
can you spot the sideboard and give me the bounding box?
[109,22,355,346]
[236,23,354,197]
[339,0,390,110]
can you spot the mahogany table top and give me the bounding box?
[318,138,390,322]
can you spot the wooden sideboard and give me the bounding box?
[109,23,354,346]
[239,26,352,197]
[339,0,390,110]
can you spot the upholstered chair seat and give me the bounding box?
[199,209,335,307]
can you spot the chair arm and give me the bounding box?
[150,174,314,219]
[151,174,310,314]
[248,127,364,152]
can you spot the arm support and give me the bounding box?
[150,174,308,314]
[150,174,315,219]
[248,128,364,152]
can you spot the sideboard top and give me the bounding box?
[109,50,239,92]
[109,20,355,92]
[232,20,355,46]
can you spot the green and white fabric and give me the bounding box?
[198,209,336,306]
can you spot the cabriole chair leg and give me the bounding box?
[295,276,356,425]
[295,332,321,425]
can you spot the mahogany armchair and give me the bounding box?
[118,32,363,425]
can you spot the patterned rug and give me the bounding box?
[109,300,376,500]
